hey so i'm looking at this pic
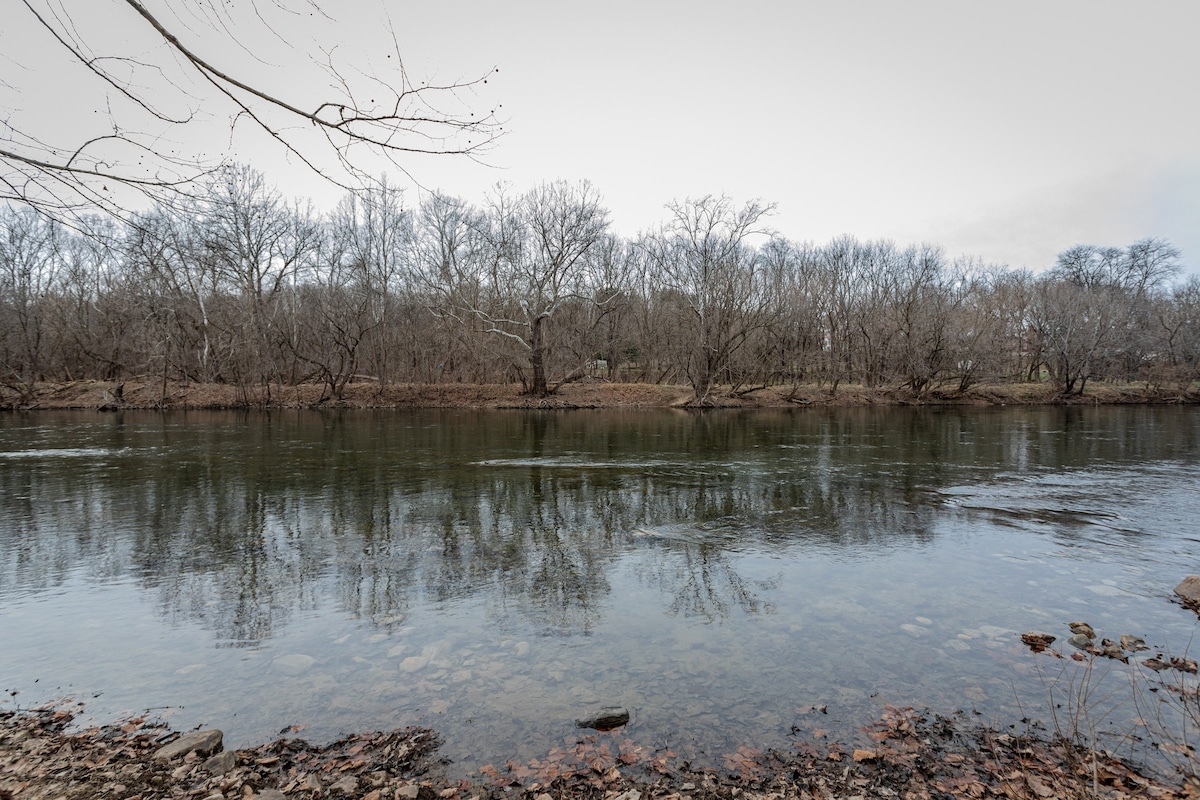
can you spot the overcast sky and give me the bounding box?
[7,1,1199,272]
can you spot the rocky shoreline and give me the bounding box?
[2,379,1198,411]
[4,699,1197,800]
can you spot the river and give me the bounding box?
[1,406,1198,775]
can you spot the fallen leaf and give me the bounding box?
[1026,774,1055,798]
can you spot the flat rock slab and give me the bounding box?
[154,729,223,761]
[202,749,239,775]
[1175,576,1200,607]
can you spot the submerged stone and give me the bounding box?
[273,654,315,675]
[575,706,630,730]
[1120,634,1147,652]
[1067,633,1093,650]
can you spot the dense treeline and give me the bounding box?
[2,166,1197,404]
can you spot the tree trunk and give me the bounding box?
[528,316,549,396]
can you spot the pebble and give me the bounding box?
[399,656,428,673]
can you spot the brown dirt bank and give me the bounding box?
[3,702,1196,800]
[4,380,1198,411]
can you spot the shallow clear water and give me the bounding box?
[1,406,1198,775]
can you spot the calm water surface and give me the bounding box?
[1,407,1198,774]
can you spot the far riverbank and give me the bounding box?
[3,379,1198,411]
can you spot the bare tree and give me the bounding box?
[882,244,952,395]
[186,165,319,394]
[3,1,501,222]
[331,179,412,386]
[1152,276,1200,392]
[582,235,638,381]
[1038,238,1182,392]
[650,196,776,404]
[424,181,610,396]
[287,224,377,400]
[942,262,1018,392]
[123,204,224,387]
[0,206,62,397]
[53,216,134,382]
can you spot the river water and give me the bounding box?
[1,406,1198,775]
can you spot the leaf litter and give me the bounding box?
[4,699,1197,800]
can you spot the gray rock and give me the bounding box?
[396,785,421,799]
[202,749,239,775]
[330,775,358,794]
[575,706,630,730]
[154,729,224,761]
[1175,576,1200,605]
[1067,633,1093,650]
[1120,634,1148,652]
[1067,621,1095,639]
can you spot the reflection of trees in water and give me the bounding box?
[1,406,1195,643]
[636,541,778,622]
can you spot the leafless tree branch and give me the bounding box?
[3,0,502,226]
